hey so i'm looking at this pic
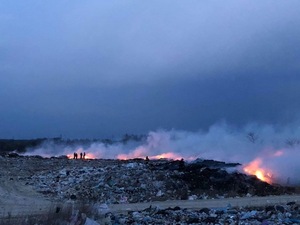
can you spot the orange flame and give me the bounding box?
[149,152,183,160]
[66,152,96,159]
[83,153,96,159]
[117,148,147,160]
[117,151,196,161]
[117,152,183,160]
[243,158,273,184]
[243,149,285,184]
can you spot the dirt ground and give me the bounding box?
[0,156,53,217]
[0,156,119,217]
[110,195,300,213]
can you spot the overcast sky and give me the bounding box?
[1,1,300,139]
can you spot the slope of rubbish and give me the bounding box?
[0,154,294,204]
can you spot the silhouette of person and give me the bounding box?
[179,158,185,170]
[80,152,83,159]
[74,152,78,159]
[83,152,86,159]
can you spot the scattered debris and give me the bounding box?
[103,202,300,225]
[0,155,298,224]
[0,155,294,204]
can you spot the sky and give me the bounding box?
[1,1,300,139]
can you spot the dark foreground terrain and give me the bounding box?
[0,155,298,224]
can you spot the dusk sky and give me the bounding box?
[1,1,300,139]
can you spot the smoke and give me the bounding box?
[25,122,300,185]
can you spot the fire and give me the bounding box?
[66,152,96,159]
[243,158,273,184]
[117,152,183,160]
[243,149,286,184]
[117,151,197,161]
[149,152,183,160]
[83,153,96,159]
[117,148,147,160]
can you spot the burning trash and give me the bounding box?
[243,158,273,184]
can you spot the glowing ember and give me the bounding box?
[243,158,273,184]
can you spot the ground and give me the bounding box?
[0,155,299,220]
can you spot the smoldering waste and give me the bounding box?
[1,155,299,224]
[3,155,293,203]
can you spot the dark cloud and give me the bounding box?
[0,1,300,138]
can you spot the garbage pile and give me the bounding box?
[19,156,294,203]
[65,201,300,225]
[99,201,300,225]
[27,159,189,203]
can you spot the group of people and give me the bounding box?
[73,152,86,159]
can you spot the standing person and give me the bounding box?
[83,152,86,159]
[80,152,83,159]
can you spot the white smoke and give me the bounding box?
[25,122,300,185]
